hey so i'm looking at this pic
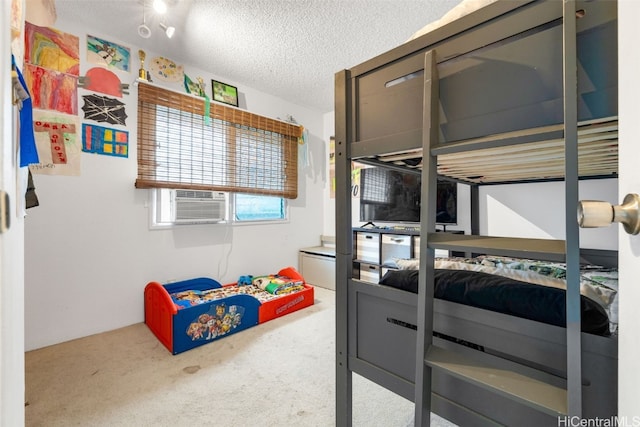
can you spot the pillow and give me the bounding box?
[393,258,420,270]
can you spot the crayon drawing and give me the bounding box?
[87,35,130,72]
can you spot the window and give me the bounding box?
[234,193,286,222]
[150,188,286,227]
[136,82,301,198]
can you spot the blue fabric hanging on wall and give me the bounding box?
[12,55,39,167]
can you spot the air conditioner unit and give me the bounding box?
[173,190,227,223]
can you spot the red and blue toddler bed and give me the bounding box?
[144,267,314,354]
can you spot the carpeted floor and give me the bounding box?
[25,287,456,426]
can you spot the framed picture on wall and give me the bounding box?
[211,80,238,107]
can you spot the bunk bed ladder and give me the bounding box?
[414,49,438,427]
[416,1,583,424]
[335,68,353,427]
[562,0,582,417]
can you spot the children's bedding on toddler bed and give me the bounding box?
[145,267,314,354]
[171,274,306,308]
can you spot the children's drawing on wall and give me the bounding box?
[86,35,130,72]
[82,124,128,158]
[30,111,80,176]
[24,67,78,115]
[149,56,184,82]
[81,94,127,125]
[24,22,79,115]
[25,22,79,75]
[184,74,206,97]
[79,68,129,98]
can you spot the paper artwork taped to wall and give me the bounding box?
[24,22,79,115]
[184,74,206,97]
[25,22,79,75]
[24,64,78,115]
[86,35,130,72]
[30,111,80,176]
[82,124,128,158]
[79,68,129,98]
[149,56,184,82]
[81,94,127,126]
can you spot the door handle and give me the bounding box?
[577,193,640,235]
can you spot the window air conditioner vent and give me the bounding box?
[174,190,226,223]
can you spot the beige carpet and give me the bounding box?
[25,287,455,426]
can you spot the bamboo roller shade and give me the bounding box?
[136,82,302,198]
[137,83,303,138]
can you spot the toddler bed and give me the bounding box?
[145,267,314,354]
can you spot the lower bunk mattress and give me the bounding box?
[145,267,314,354]
[382,255,618,336]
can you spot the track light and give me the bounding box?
[160,23,175,38]
[138,0,177,40]
[153,0,167,14]
[138,2,151,38]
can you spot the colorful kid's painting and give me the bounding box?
[24,22,79,115]
[86,35,130,72]
[80,68,129,98]
[82,124,129,158]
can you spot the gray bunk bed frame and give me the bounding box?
[334,1,618,426]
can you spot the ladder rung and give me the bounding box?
[425,344,568,416]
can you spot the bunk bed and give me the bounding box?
[334,1,618,426]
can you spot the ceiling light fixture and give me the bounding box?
[160,22,175,39]
[137,1,151,38]
[153,0,167,14]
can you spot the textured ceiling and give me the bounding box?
[54,0,462,112]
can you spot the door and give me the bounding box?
[617,0,640,419]
[1,0,26,424]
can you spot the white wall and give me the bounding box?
[323,111,335,235]
[480,179,618,250]
[23,16,327,351]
